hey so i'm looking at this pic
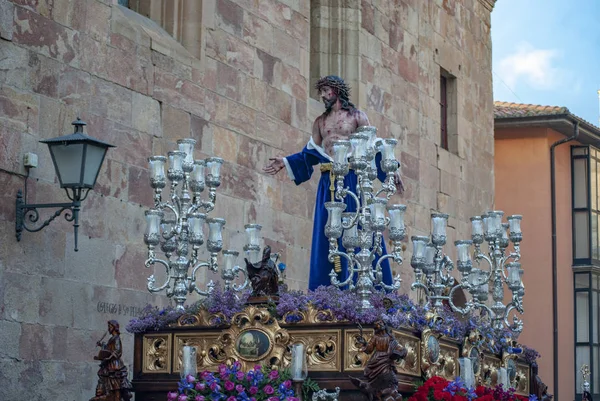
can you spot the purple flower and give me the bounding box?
[227,397,236,401]
[210,382,220,392]
[249,386,258,395]
[219,365,228,376]
[224,381,235,391]
[195,396,205,401]
[195,382,206,391]
[283,380,292,390]
[288,397,299,401]
[268,370,279,380]
[236,371,245,380]
[264,385,274,395]
[186,374,196,383]
[167,392,178,401]
[268,397,279,401]
[254,365,262,372]
[235,384,244,393]
[178,395,188,401]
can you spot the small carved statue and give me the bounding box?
[530,362,553,401]
[244,245,279,297]
[350,320,407,401]
[91,320,132,401]
[312,387,341,401]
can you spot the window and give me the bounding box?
[127,0,203,59]
[575,271,600,399]
[571,146,600,265]
[440,68,457,153]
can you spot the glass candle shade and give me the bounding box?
[478,283,489,302]
[500,223,510,248]
[367,158,378,181]
[332,140,351,176]
[144,210,163,246]
[380,138,399,173]
[206,218,225,252]
[244,224,262,248]
[431,213,449,246]
[422,245,437,274]
[190,160,205,193]
[177,138,196,173]
[506,262,523,290]
[455,240,473,274]
[222,249,239,272]
[356,126,377,160]
[148,156,167,189]
[341,212,359,250]
[507,215,523,243]
[488,210,504,238]
[205,157,224,188]
[188,213,206,245]
[290,343,308,381]
[167,151,185,182]
[324,202,346,239]
[349,133,369,170]
[180,346,197,380]
[470,216,484,244]
[411,236,429,270]
[369,198,388,231]
[387,204,406,241]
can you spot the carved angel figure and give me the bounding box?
[244,246,279,297]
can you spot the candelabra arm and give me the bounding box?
[374,174,396,198]
[191,280,216,297]
[146,258,172,293]
[191,261,211,282]
[232,266,249,292]
[374,254,402,291]
[474,251,495,282]
[328,251,355,287]
[447,283,472,315]
[157,202,180,238]
[411,281,430,297]
[503,303,524,333]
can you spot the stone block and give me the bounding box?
[95,159,128,199]
[240,75,267,113]
[127,165,153,208]
[13,6,80,65]
[88,77,132,126]
[211,194,247,233]
[220,162,260,203]
[272,29,299,68]
[281,64,307,100]
[257,0,293,35]
[0,85,39,134]
[152,50,193,81]
[85,0,111,42]
[204,90,228,125]
[216,0,244,38]
[400,151,419,181]
[227,99,256,138]
[291,97,308,132]
[205,28,255,75]
[191,115,212,153]
[255,112,283,149]
[153,69,205,116]
[215,61,241,101]
[265,86,292,124]
[114,242,152,291]
[0,0,13,40]
[161,104,191,142]
[212,126,239,163]
[361,0,375,34]
[132,92,161,137]
[237,135,269,171]
[254,48,280,86]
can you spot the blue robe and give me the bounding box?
[284,140,393,290]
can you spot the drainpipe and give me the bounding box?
[550,120,579,400]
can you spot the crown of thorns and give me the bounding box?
[315,76,351,99]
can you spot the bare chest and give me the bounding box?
[320,112,358,155]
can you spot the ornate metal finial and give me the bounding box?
[581,364,591,391]
[72,117,87,133]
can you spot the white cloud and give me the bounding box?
[497,42,563,91]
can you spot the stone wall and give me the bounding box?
[0,0,495,398]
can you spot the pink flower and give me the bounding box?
[233,361,241,370]
[236,371,245,380]
[227,397,237,401]
[268,370,279,380]
[250,398,257,401]
[201,371,211,379]
[249,386,259,395]
[236,384,244,393]
[178,395,188,401]
[264,385,275,395]
[224,380,235,391]
[288,397,299,401]
[195,396,205,401]
[268,397,279,401]
[195,382,206,391]
[219,365,228,376]
[167,392,178,401]
[186,374,196,383]
[210,382,221,392]
[254,365,262,371]
[283,380,292,389]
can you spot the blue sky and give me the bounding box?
[492,0,600,126]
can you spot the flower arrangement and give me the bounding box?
[167,362,298,401]
[126,286,538,360]
[408,376,538,401]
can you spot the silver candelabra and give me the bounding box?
[143,139,259,310]
[410,211,524,333]
[325,126,404,310]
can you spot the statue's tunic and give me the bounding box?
[283,137,392,290]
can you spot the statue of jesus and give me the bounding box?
[264,75,403,290]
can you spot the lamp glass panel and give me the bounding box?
[83,144,107,187]
[49,143,84,187]
[575,211,590,259]
[577,291,590,342]
[574,157,589,209]
[576,345,591,392]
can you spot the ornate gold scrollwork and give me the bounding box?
[392,330,421,377]
[280,306,337,325]
[514,362,530,395]
[216,306,291,372]
[462,331,484,383]
[481,354,502,387]
[174,309,229,328]
[421,329,459,379]
[285,330,341,371]
[143,333,172,373]
[174,333,226,372]
[501,351,530,395]
[345,329,372,371]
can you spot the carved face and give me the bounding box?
[319,85,337,110]
[240,332,257,348]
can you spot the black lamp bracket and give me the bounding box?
[15,174,91,251]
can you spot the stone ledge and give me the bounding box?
[478,0,497,12]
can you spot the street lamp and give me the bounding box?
[15,118,115,251]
